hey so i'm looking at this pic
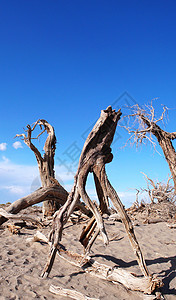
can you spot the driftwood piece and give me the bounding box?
[49,285,99,300]
[40,106,162,294]
[7,224,21,234]
[0,208,42,226]
[29,231,163,294]
[167,223,176,228]
[26,231,49,243]
[59,250,161,294]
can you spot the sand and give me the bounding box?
[0,205,175,300]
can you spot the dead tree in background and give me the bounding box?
[122,102,176,192]
[141,173,176,204]
[41,106,162,293]
[0,120,91,225]
[16,119,61,216]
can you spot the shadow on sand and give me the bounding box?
[93,254,176,296]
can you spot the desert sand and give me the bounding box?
[0,205,175,300]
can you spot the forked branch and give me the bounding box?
[122,102,176,192]
[41,106,162,294]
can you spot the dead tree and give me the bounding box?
[16,119,65,217]
[141,173,176,204]
[14,119,91,218]
[0,184,90,226]
[122,102,176,192]
[41,106,162,293]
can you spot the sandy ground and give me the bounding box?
[0,206,175,300]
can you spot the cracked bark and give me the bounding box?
[16,119,59,216]
[41,106,161,293]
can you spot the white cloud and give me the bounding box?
[2,185,26,195]
[2,156,10,163]
[55,164,76,182]
[0,143,7,151]
[0,157,137,208]
[13,141,23,149]
[0,158,76,203]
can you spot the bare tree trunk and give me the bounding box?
[141,116,176,192]
[16,120,60,217]
[123,104,176,193]
[158,136,176,191]
[41,106,161,293]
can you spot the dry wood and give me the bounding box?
[49,285,99,300]
[141,173,175,204]
[16,119,59,216]
[0,186,67,225]
[26,230,49,243]
[7,224,21,234]
[40,106,162,294]
[29,231,163,294]
[15,119,91,217]
[167,223,176,228]
[0,185,90,226]
[108,213,122,222]
[122,102,176,192]
[0,208,42,226]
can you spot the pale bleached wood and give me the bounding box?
[0,208,42,226]
[57,249,162,294]
[26,231,49,243]
[167,223,176,228]
[41,106,162,295]
[16,119,59,216]
[28,231,163,294]
[49,285,99,300]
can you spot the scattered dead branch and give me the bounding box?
[0,208,43,226]
[28,231,163,294]
[0,186,67,226]
[7,224,21,234]
[49,285,99,300]
[141,173,176,204]
[167,223,176,229]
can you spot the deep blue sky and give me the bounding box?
[0,0,176,206]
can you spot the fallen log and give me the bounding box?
[0,208,43,226]
[167,223,176,228]
[28,231,163,294]
[49,285,99,300]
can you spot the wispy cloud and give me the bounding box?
[0,158,75,203]
[2,185,26,195]
[13,141,23,149]
[0,143,7,151]
[2,156,10,163]
[0,157,38,199]
[0,157,137,208]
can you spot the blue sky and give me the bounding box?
[0,0,176,207]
